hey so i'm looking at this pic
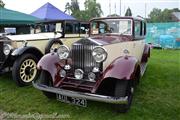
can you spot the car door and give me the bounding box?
[132,20,145,61]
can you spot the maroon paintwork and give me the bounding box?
[141,44,151,63]
[37,53,139,93]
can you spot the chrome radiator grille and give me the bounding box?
[72,44,99,73]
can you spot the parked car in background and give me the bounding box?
[0,20,89,86]
[33,17,150,112]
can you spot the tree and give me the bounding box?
[65,0,80,16]
[125,7,132,16]
[148,8,180,23]
[65,0,103,21]
[0,0,5,7]
[148,8,162,22]
[84,0,103,19]
[107,14,119,17]
[65,2,71,14]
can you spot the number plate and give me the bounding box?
[56,94,87,107]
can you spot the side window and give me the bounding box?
[141,22,146,36]
[99,23,106,33]
[80,23,89,34]
[144,22,146,35]
[65,22,80,37]
[134,21,141,37]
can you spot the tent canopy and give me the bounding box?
[31,2,76,21]
[0,7,40,25]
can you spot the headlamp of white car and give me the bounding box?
[3,44,12,56]
[92,46,107,63]
[57,45,70,59]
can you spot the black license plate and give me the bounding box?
[56,94,87,107]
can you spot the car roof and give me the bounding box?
[89,16,145,22]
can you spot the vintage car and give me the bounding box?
[33,17,150,112]
[0,20,89,87]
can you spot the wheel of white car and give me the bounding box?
[12,54,39,87]
[113,80,134,113]
[40,70,55,99]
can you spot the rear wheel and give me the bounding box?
[12,54,39,87]
[40,70,55,99]
[113,80,134,113]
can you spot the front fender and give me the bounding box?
[11,46,43,59]
[103,56,139,80]
[37,53,60,82]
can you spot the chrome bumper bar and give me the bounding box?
[33,82,128,104]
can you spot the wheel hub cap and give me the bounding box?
[20,59,37,83]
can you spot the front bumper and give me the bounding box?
[33,82,128,104]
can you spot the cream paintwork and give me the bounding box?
[103,39,145,71]
[6,33,83,54]
[62,34,86,48]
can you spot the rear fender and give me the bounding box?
[141,44,150,62]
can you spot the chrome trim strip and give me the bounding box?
[33,82,128,104]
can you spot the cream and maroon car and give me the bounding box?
[33,17,150,112]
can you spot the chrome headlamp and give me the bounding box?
[3,44,12,56]
[57,45,70,59]
[92,46,107,63]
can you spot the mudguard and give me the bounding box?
[92,56,139,93]
[37,53,60,82]
[11,46,43,59]
[45,38,63,54]
[102,56,139,80]
[141,44,150,62]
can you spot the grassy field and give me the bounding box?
[0,49,180,120]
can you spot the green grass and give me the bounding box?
[0,49,180,120]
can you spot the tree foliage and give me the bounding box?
[0,0,5,7]
[107,14,119,17]
[125,7,132,16]
[65,0,80,17]
[148,8,180,23]
[65,0,103,21]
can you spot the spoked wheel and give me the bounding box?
[113,80,134,113]
[12,54,39,87]
[40,70,55,99]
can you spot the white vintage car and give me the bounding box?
[0,30,86,86]
[33,16,150,112]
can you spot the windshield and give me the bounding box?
[90,19,132,35]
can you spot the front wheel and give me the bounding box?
[113,80,134,113]
[12,54,39,87]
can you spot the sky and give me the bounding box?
[2,0,180,18]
